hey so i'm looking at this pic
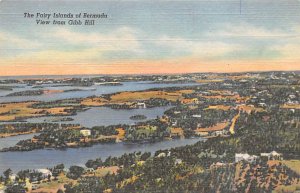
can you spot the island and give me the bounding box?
[129,114,147,120]
[0,72,299,193]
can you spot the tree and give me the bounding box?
[55,163,65,171]
[67,166,84,180]
[5,184,26,193]
[141,152,151,161]
[52,170,60,181]
[85,159,95,168]
[3,168,12,184]
[17,170,29,182]
[3,168,12,179]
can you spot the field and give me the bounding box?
[205,105,232,111]
[281,104,300,109]
[0,102,41,121]
[195,122,229,132]
[109,90,193,102]
[81,89,194,106]
[0,88,195,121]
[282,160,300,175]
[0,102,74,121]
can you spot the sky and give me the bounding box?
[0,0,300,76]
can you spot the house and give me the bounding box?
[167,151,171,157]
[258,103,267,107]
[171,120,177,126]
[210,162,227,168]
[136,102,146,109]
[80,129,91,137]
[157,152,166,158]
[35,169,52,179]
[195,131,209,137]
[260,151,283,160]
[9,174,17,182]
[192,114,201,118]
[235,153,258,163]
[212,130,227,136]
[289,94,297,99]
[175,159,183,165]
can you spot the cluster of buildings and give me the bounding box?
[211,151,283,169]
[9,169,52,183]
[235,151,283,163]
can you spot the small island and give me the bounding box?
[49,117,74,122]
[129,114,147,120]
[6,90,45,96]
[0,86,14,91]
[94,82,123,86]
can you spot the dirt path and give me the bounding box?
[229,112,240,134]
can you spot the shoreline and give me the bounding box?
[0,130,37,138]
[0,135,203,153]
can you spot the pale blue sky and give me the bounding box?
[0,0,300,75]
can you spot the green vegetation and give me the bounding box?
[0,71,299,192]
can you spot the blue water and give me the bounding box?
[0,137,203,173]
[0,133,36,149]
[25,106,172,127]
[0,80,202,173]
[0,82,200,103]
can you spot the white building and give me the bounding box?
[213,130,227,136]
[175,159,183,165]
[210,162,227,168]
[157,152,166,158]
[80,129,91,137]
[36,169,52,179]
[9,174,17,182]
[260,151,283,160]
[192,114,201,118]
[235,153,258,163]
[137,102,146,109]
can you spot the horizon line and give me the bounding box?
[0,69,299,79]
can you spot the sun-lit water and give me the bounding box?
[0,137,203,173]
[0,133,36,149]
[0,82,200,103]
[0,80,202,173]
[26,106,172,127]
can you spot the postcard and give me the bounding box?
[0,0,299,192]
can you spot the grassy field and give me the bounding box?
[109,90,194,103]
[195,122,229,132]
[275,184,300,193]
[0,102,74,122]
[30,174,75,193]
[237,104,265,114]
[0,102,41,121]
[281,104,300,109]
[80,97,109,106]
[0,88,195,121]
[282,160,300,175]
[81,89,194,106]
[205,105,232,111]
